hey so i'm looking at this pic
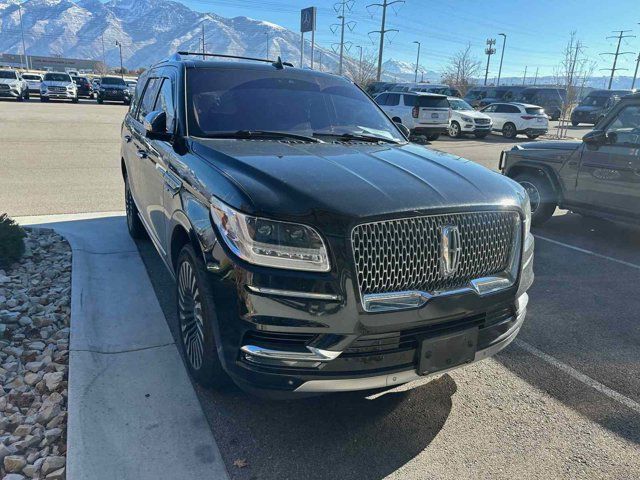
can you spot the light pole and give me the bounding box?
[497,33,506,86]
[413,40,421,83]
[17,4,29,70]
[115,40,124,79]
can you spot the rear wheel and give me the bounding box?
[124,176,146,239]
[448,121,462,138]
[502,122,517,139]
[526,134,540,140]
[514,173,556,226]
[426,133,440,141]
[176,244,228,389]
[72,96,79,103]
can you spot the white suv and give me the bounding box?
[0,69,29,101]
[40,72,78,103]
[480,102,548,139]
[447,97,492,138]
[374,92,450,140]
[22,73,43,95]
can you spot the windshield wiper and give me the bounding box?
[313,132,401,144]
[203,130,321,143]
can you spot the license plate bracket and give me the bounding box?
[417,327,478,376]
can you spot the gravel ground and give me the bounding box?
[0,230,71,480]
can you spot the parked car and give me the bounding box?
[514,87,567,121]
[365,81,396,96]
[481,102,548,139]
[121,52,533,396]
[40,72,78,103]
[72,76,93,98]
[412,85,462,97]
[464,86,526,109]
[21,73,43,96]
[96,76,131,104]
[374,91,450,140]
[0,69,29,101]
[570,89,632,126]
[447,97,492,138]
[501,92,640,225]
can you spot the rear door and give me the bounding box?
[416,95,449,127]
[384,93,401,120]
[490,104,509,129]
[576,103,640,217]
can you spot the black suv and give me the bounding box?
[72,76,93,98]
[501,93,640,225]
[121,52,534,396]
[96,76,131,104]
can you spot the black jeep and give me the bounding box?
[501,93,640,226]
[121,52,533,396]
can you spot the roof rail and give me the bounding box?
[175,51,294,68]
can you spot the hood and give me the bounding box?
[42,81,74,88]
[573,105,601,113]
[190,140,525,235]
[454,109,490,120]
[0,78,18,85]
[513,140,582,151]
[101,83,128,90]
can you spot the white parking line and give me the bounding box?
[514,339,640,414]
[535,234,640,271]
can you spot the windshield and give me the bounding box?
[22,74,41,80]
[187,68,404,142]
[0,71,17,79]
[101,77,126,85]
[43,73,72,82]
[580,95,609,107]
[449,99,474,111]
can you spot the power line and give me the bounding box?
[600,30,635,90]
[367,0,404,81]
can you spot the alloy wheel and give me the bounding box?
[449,122,460,137]
[519,180,541,213]
[178,260,205,371]
[125,183,135,231]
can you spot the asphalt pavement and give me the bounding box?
[4,100,639,479]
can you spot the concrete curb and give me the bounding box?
[16,212,230,480]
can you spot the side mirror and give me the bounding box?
[143,111,171,141]
[582,130,606,146]
[395,122,410,138]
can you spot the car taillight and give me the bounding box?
[520,115,535,120]
[412,105,419,118]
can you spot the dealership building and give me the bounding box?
[0,53,103,72]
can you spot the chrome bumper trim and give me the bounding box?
[246,285,341,301]
[294,301,526,393]
[240,344,342,362]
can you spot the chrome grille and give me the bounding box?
[351,211,519,296]
[49,86,66,93]
[475,118,491,125]
[0,84,9,91]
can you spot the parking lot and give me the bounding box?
[3,99,639,479]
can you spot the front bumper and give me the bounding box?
[521,127,548,135]
[0,88,20,98]
[205,229,535,394]
[41,90,76,99]
[98,91,130,101]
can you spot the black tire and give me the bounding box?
[124,99,130,105]
[40,97,48,102]
[16,91,24,102]
[176,244,228,389]
[24,90,30,100]
[124,176,146,239]
[72,96,79,103]
[502,122,517,139]
[97,98,103,104]
[526,134,540,140]
[571,121,579,127]
[474,132,489,139]
[514,173,556,226]
[448,121,463,138]
[426,133,440,141]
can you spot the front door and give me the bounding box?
[576,103,640,217]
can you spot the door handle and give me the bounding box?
[136,149,148,159]
[124,135,132,143]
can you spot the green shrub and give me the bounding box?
[0,214,26,269]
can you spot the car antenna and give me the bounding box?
[272,56,285,70]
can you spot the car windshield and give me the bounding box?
[22,74,40,80]
[580,95,609,107]
[187,68,404,142]
[43,73,71,82]
[0,71,17,79]
[449,99,474,111]
[101,77,126,85]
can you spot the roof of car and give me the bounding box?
[402,91,447,98]
[506,102,542,108]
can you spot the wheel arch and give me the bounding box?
[169,211,205,274]
[506,163,561,197]
[391,116,402,123]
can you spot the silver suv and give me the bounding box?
[40,72,78,103]
[0,70,29,101]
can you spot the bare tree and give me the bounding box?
[441,43,482,95]
[344,50,378,88]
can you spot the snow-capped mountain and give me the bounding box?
[381,59,440,82]
[0,0,351,71]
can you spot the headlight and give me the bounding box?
[209,197,330,272]
[523,191,532,238]
[461,115,473,123]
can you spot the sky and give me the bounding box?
[179,0,640,79]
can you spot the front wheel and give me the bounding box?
[125,176,146,239]
[97,98,103,104]
[40,96,48,102]
[502,123,517,139]
[176,244,228,389]
[72,96,79,103]
[514,173,557,226]
[24,90,30,100]
[448,121,462,138]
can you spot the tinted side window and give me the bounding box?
[403,95,416,106]
[154,78,175,133]
[494,104,509,113]
[482,105,496,113]
[606,105,640,146]
[507,105,521,113]
[136,78,161,122]
[386,93,400,106]
[129,79,146,115]
[375,93,388,105]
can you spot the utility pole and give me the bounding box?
[533,67,539,85]
[601,30,635,90]
[115,40,124,79]
[632,53,640,90]
[356,45,363,81]
[497,33,506,86]
[17,4,28,70]
[522,66,527,85]
[367,0,404,81]
[201,23,205,60]
[412,40,421,83]
[331,1,356,75]
[483,38,496,86]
